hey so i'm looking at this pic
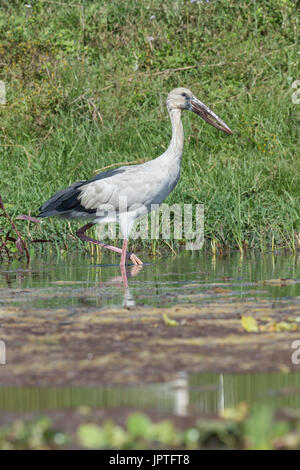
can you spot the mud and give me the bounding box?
[1,297,300,386]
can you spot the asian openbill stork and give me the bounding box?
[38,88,232,267]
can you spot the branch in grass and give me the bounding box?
[0,195,48,264]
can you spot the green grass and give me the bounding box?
[0,0,299,254]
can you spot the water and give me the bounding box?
[1,251,300,309]
[0,251,300,420]
[0,372,300,415]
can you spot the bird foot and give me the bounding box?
[128,253,143,266]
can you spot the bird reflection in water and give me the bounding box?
[104,264,143,307]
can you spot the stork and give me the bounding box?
[38,88,232,266]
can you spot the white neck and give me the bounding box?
[158,109,184,164]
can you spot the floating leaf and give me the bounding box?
[163,313,179,327]
[274,321,298,332]
[241,316,259,332]
[260,321,299,332]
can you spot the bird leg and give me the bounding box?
[119,238,143,266]
[120,238,128,266]
[76,223,123,255]
[76,223,143,266]
[130,253,143,266]
[120,264,128,289]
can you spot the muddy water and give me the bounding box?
[0,251,300,417]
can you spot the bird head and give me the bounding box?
[166,87,232,135]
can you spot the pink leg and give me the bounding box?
[76,223,122,255]
[76,223,143,266]
[105,265,143,289]
[120,238,128,266]
[120,264,128,289]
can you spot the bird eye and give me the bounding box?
[181,93,187,97]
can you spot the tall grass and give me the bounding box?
[0,0,299,254]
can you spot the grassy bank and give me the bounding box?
[0,0,299,254]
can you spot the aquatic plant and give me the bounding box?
[0,404,298,450]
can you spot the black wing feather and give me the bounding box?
[38,167,127,218]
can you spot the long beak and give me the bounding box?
[191,97,233,135]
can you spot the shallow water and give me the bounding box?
[1,251,300,421]
[1,251,300,309]
[0,372,300,415]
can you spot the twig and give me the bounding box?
[87,98,103,125]
[41,125,54,143]
[70,160,84,174]
[98,84,116,93]
[70,92,89,105]
[0,196,30,264]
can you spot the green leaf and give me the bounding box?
[126,413,152,439]
[241,316,259,332]
[163,313,179,327]
[152,420,178,445]
[77,424,106,449]
[274,321,298,332]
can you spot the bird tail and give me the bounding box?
[37,181,89,218]
[38,167,126,219]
